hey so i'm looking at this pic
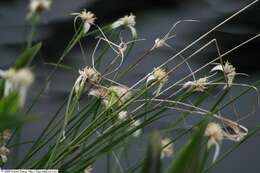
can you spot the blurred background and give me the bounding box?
[0,0,260,172]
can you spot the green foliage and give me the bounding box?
[0,94,25,131]
[14,42,42,69]
[1,2,259,173]
[142,131,162,173]
[166,119,208,173]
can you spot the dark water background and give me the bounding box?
[0,0,260,172]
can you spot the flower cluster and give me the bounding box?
[28,0,52,18]
[131,119,142,138]
[111,13,137,37]
[211,61,236,88]
[161,138,174,159]
[183,77,209,92]
[74,66,101,98]
[72,10,97,34]
[205,122,224,162]
[147,67,169,95]
[0,68,34,107]
[84,166,93,173]
[0,129,12,163]
[108,85,132,105]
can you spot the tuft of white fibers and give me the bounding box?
[0,129,12,144]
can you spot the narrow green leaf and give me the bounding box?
[15,42,42,69]
[166,118,208,173]
[0,94,25,131]
[142,131,162,173]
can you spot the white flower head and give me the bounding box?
[0,146,9,163]
[153,38,167,49]
[79,66,101,83]
[74,66,101,97]
[205,122,224,163]
[205,122,224,147]
[147,67,168,96]
[111,13,136,29]
[0,129,12,143]
[147,67,169,84]
[118,111,128,120]
[84,166,93,173]
[109,85,132,104]
[161,138,174,159]
[131,119,142,138]
[89,87,109,106]
[72,10,96,34]
[183,77,208,92]
[0,68,34,107]
[211,61,236,88]
[28,0,51,18]
[111,13,137,37]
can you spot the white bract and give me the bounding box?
[72,10,96,34]
[0,68,34,107]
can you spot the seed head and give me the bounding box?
[183,77,208,92]
[109,85,132,104]
[111,13,136,29]
[147,67,168,85]
[77,10,96,24]
[161,138,174,158]
[79,66,101,84]
[211,61,236,87]
[84,166,93,173]
[205,122,224,147]
[72,10,96,33]
[0,146,9,163]
[118,111,128,120]
[28,0,51,18]
[132,120,142,137]
[0,129,12,142]
[0,68,34,107]
[89,87,108,99]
